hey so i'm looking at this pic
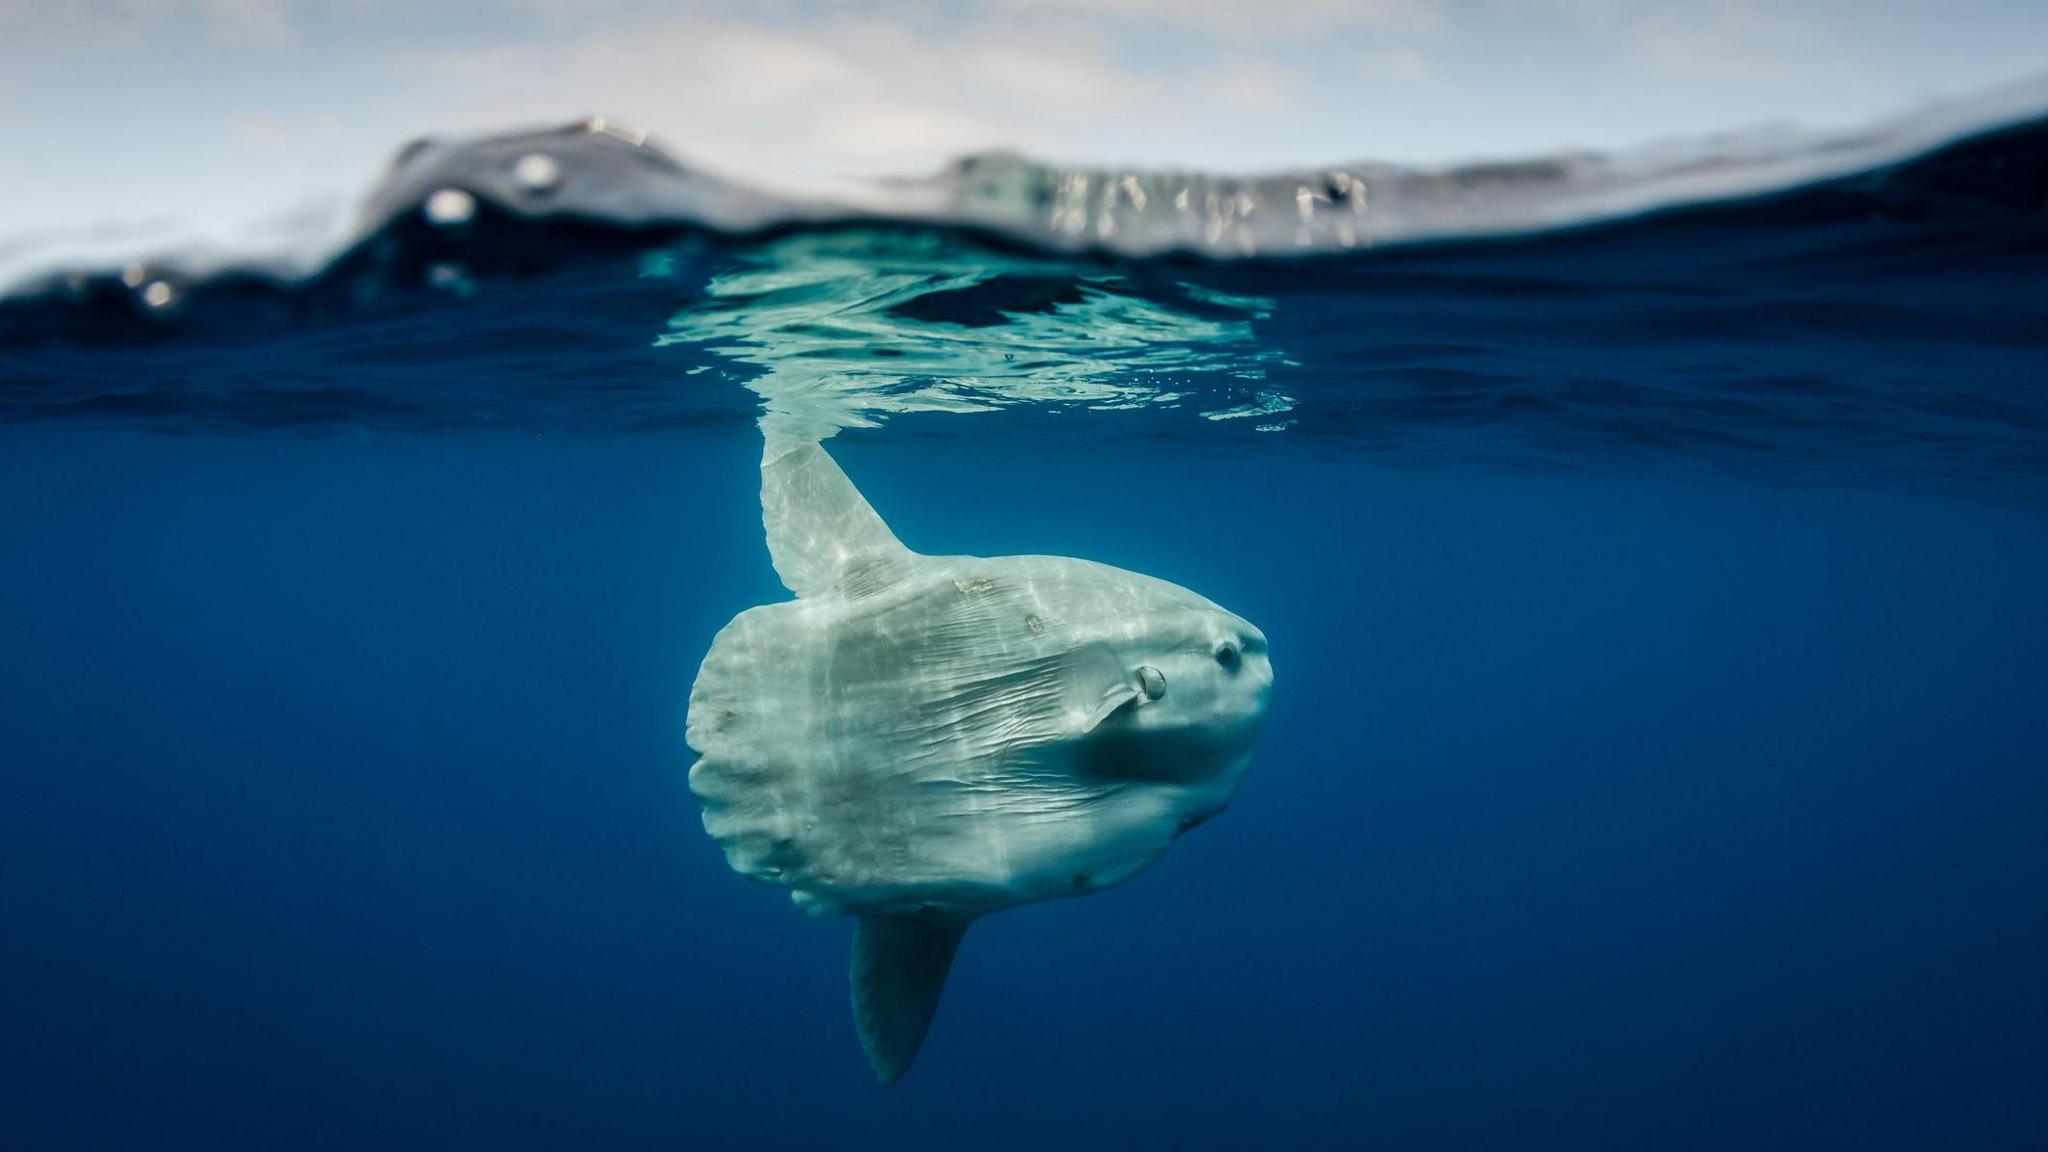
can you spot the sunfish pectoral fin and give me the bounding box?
[1067,642,1141,734]
[851,914,969,1086]
[761,441,914,599]
[1079,683,1142,733]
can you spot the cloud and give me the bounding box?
[416,14,1157,180]
[194,0,294,42]
[1005,0,1442,40]
[402,2,1468,186]
[0,0,298,46]
[227,112,293,146]
[1358,46,1435,85]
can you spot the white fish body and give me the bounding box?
[686,441,1273,1083]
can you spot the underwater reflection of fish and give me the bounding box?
[686,441,1274,1084]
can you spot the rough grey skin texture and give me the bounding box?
[686,441,1273,1084]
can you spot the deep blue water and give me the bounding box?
[3,115,2047,1149]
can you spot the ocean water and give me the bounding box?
[3,108,2047,1150]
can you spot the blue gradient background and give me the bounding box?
[4,417,2044,1148]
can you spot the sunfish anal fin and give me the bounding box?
[762,441,914,599]
[851,914,969,1086]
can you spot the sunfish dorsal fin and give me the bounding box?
[761,441,913,598]
[851,914,969,1086]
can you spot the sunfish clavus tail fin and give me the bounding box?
[851,914,969,1086]
[761,441,914,599]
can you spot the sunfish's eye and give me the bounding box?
[1137,666,1167,700]
[1214,642,1239,670]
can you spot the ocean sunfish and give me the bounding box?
[686,441,1274,1084]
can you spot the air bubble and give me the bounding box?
[513,152,561,194]
[140,281,175,308]
[426,261,475,297]
[423,188,477,226]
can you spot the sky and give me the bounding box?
[2,0,2045,263]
